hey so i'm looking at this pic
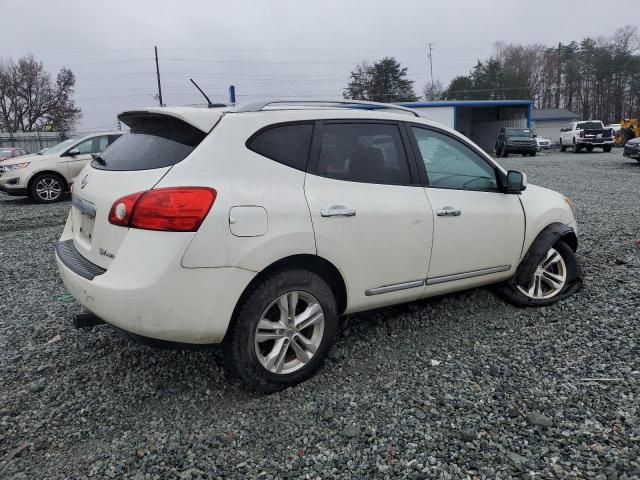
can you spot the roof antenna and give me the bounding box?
[189,78,226,108]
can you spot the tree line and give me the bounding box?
[345,26,640,124]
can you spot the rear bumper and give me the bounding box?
[56,238,256,344]
[577,139,613,146]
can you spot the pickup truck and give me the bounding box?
[560,121,613,153]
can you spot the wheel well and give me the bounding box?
[559,231,578,252]
[28,171,69,192]
[235,254,348,317]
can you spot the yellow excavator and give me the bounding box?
[614,118,640,146]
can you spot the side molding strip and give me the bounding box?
[365,279,425,296]
[426,265,511,285]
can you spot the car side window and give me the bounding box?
[96,136,109,152]
[74,138,97,154]
[411,127,497,191]
[316,123,411,185]
[247,123,313,171]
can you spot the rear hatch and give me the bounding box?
[579,121,609,139]
[70,109,218,269]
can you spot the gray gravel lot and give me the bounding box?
[1,149,639,479]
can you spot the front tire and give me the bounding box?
[496,240,582,307]
[573,139,581,153]
[223,269,338,393]
[603,146,612,153]
[560,138,567,152]
[29,173,66,203]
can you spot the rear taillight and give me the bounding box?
[108,187,216,232]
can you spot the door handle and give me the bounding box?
[321,207,357,217]
[436,206,462,217]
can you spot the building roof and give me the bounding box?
[398,100,533,108]
[531,108,577,121]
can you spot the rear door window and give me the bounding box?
[247,123,313,171]
[315,122,411,185]
[93,115,206,171]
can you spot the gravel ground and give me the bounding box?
[1,149,639,479]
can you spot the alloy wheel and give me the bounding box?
[517,247,567,299]
[35,177,62,201]
[254,291,325,375]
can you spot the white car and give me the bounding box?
[535,136,552,151]
[56,100,583,392]
[0,132,123,203]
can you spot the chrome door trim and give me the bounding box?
[320,207,357,217]
[365,279,425,296]
[71,194,97,218]
[426,265,511,285]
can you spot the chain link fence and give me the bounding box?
[0,132,64,153]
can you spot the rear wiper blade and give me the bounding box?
[91,153,106,165]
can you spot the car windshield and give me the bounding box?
[577,121,603,130]
[40,138,76,155]
[506,128,533,137]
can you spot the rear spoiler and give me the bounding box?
[118,107,228,134]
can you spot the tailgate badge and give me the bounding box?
[81,174,89,189]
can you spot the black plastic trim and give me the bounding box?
[55,240,106,280]
[513,223,577,286]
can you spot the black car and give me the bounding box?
[495,127,538,157]
[623,136,640,162]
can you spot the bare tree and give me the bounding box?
[422,80,443,100]
[0,55,81,135]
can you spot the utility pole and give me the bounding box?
[428,43,435,101]
[555,42,561,109]
[155,46,163,107]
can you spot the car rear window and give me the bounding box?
[578,121,603,130]
[247,123,313,171]
[92,115,206,171]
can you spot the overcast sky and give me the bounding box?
[1,0,636,131]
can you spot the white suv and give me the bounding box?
[56,100,582,392]
[0,132,123,203]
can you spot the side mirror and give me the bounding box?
[507,170,527,193]
[67,148,80,156]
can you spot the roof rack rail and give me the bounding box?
[232,99,420,117]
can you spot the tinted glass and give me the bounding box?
[411,127,497,191]
[316,123,410,185]
[247,123,312,171]
[577,121,603,130]
[93,116,206,171]
[505,128,533,137]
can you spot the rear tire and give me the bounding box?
[29,173,66,204]
[223,269,338,393]
[573,139,581,153]
[496,240,582,307]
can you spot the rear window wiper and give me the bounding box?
[91,153,107,165]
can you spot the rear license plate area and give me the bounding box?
[72,194,97,244]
